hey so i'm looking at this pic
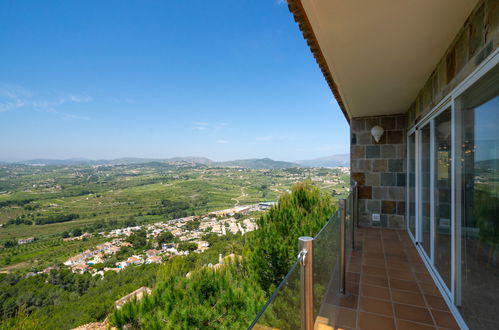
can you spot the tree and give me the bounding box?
[177,242,197,252]
[156,231,174,246]
[71,228,82,237]
[246,181,335,293]
[126,230,147,249]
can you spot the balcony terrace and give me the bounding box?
[317,227,459,330]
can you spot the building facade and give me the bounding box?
[289,0,499,328]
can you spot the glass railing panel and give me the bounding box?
[249,259,301,330]
[312,210,340,318]
[346,194,352,259]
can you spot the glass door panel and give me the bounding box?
[408,132,416,239]
[458,65,499,329]
[421,124,431,258]
[434,108,452,290]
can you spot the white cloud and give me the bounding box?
[216,139,229,144]
[191,121,229,131]
[0,83,93,120]
[275,0,287,5]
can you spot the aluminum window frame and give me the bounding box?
[406,48,498,330]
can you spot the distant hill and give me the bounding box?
[12,157,213,166]
[296,154,350,168]
[215,158,300,169]
[7,157,299,169]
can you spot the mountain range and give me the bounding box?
[295,153,350,167]
[3,154,350,169]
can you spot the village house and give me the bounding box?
[17,237,35,245]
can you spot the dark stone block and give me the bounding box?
[389,159,404,172]
[351,172,365,185]
[382,200,397,214]
[351,145,365,159]
[366,118,380,129]
[366,200,381,213]
[358,186,372,199]
[357,132,373,145]
[366,145,380,158]
[469,4,484,58]
[381,173,396,186]
[396,173,406,187]
[387,130,404,144]
[446,48,456,84]
[351,119,365,132]
[381,117,396,130]
[372,159,388,172]
[380,214,388,227]
[381,145,396,158]
[396,116,407,129]
[351,133,357,145]
[397,201,406,215]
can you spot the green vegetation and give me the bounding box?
[109,181,335,329]
[0,163,347,244]
[0,264,158,329]
[0,160,348,329]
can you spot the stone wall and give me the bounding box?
[350,114,407,228]
[407,0,499,127]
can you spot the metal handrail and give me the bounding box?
[247,259,300,329]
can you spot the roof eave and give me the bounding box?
[288,0,350,124]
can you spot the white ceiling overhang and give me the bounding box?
[298,0,478,119]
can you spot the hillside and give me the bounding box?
[7,157,300,169]
[295,153,350,167]
[216,158,300,169]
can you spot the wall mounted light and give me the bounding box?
[371,125,384,143]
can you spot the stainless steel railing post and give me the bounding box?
[351,182,357,249]
[299,236,314,330]
[339,199,346,295]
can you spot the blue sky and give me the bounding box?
[0,0,349,162]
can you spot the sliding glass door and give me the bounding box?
[407,60,498,329]
[433,108,452,291]
[408,132,416,239]
[457,65,499,329]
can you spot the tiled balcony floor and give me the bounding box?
[316,227,460,330]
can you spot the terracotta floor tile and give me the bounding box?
[418,282,440,296]
[348,263,361,273]
[389,278,420,292]
[424,295,448,311]
[346,272,360,283]
[396,319,436,330]
[391,289,426,307]
[394,303,434,325]
[317,228,460,330]
[414,272,433,283]
[364,252,384,259]
[358,311,396,330]
[360,284,391,300]
[359,296,393,316]
[386,255,409,263]
[346,281,359,295]
[387,269,416,281]
[362,265,387,277]
[326,293,358,310]
[431,310,459,329]
[362,258,385,268]
[321,304,357,329]
[364,274,389,287]
[412,264,428,273]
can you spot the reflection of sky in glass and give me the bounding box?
[474,96,499,161]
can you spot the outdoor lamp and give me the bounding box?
[371,125,384,143]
